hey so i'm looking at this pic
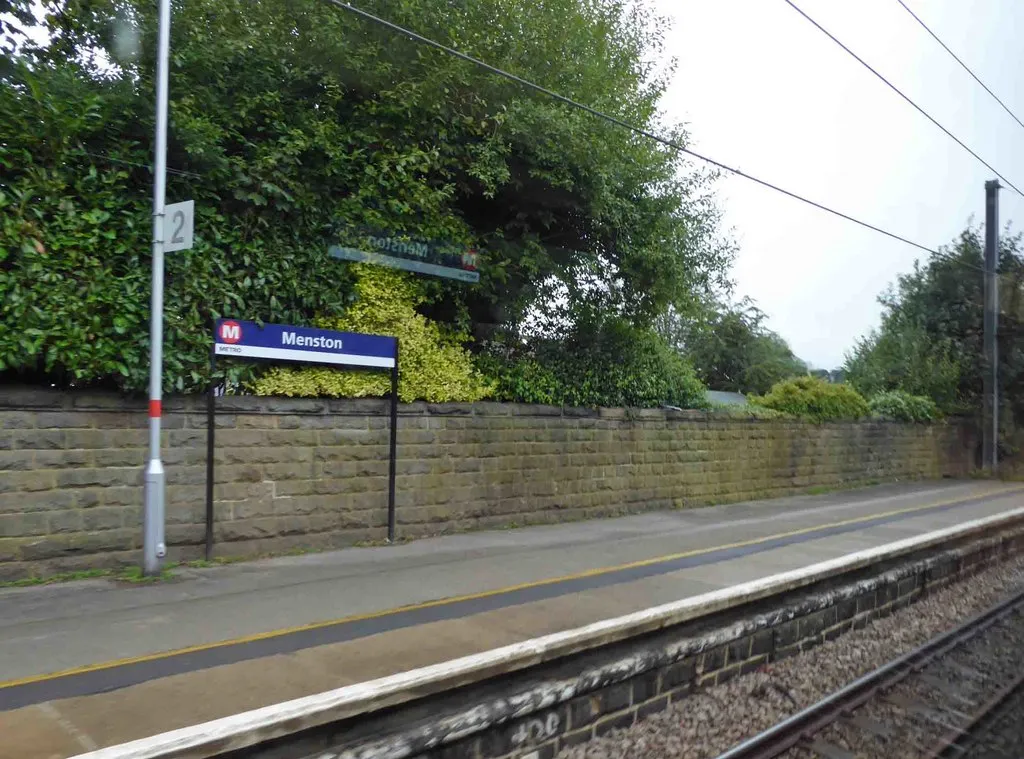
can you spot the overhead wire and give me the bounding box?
[73,149,201,179]
[320,0,949,262]
[895,0,1024,134]
[781,0,1024,201]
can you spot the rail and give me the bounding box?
[713,586,1024,759]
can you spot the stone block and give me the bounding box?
[0,537,28,562]
[80,507,127,532]
[740,655,769,675]
[751,629,774,657]
[12,430,64,449]
[0,490,75,514]
[727,635,752,664]
[18,535,73,560]
[213,464,264,484]
[91,448,147,468]
[104,486,144,506]
[774,618,800,648]
[593,711,635,737]
[56,468,138,489]
[106,430,147,448]
[166,523,205,545]
[630,671,659,703]
[836,598,858,623]
[658,657,695,693]
[168,430,207,447]
[697,646,726,675]
[70,529,136,553]
[0,470,56,494]
[0,512,48,538]
[230,499,277,520]
[635,695,669,722]
[0,451,34,471]
[897,576,920,598]
[0,411,38,429]
[48,510,84,533]
[216,518,282,542]
[234,414,279,429]
[856,591,878,614]
[798,611,827,639]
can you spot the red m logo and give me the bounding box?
[219,321,242,344]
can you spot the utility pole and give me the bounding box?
[143,0,172,574]
[983,179,1001,473]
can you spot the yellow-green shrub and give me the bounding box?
[252,266,493,402]
[751,376,869,422]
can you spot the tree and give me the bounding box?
[659,298,806,395]
[1,0,732,395]
[845,226,1024,427]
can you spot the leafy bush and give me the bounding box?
[752,377,869,422]
[869,390,939,423]
[252,267,493,402]
[2,0,733,394]
[708,403,790,420]
[479,317,708,409]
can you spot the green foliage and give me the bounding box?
[480,315,708,409]
[0,61,352,392]
[845,326,964,413]
[752,377,869,422]
[657,298,806,395]
[868,390,939,423]
[252,266,492,402]
[708,403,789,420]
[844,226,1024,428]
[2,0,732,394]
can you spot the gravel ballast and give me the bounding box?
[558,554,1024,759]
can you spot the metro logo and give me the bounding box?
[219,321,242,344]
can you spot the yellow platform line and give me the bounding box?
[2,484,1021,692]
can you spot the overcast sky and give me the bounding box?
[649,0,1024,369]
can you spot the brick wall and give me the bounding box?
[0,389,975,579]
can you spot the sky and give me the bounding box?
[648,0,1024,369]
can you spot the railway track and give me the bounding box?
[712,586,1024,759]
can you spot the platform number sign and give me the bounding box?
[164,200,194,252]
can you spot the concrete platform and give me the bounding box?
[0,480,1021,758]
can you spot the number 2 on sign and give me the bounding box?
[163,199,194,252]
[171,210,186,244]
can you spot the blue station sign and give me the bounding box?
[214,320,397,369]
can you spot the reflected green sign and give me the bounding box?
[329,232,480,283]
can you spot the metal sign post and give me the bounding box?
[143,0,173,576]
[983,179,1001,472]
[205,320,400,560]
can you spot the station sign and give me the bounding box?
[328,231,480,283]
[214,320,397,369]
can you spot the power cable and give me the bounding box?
[895,0,1024,134]
[781,0,1024,200]
[320,0,944,258]
[74,149,201,179]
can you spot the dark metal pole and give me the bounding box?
[387,340,399,543]
[204,352,217,561]
[983,180,1001,472]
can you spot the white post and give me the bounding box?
[143,0,172,574]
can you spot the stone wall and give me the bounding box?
[0,389,975,579]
